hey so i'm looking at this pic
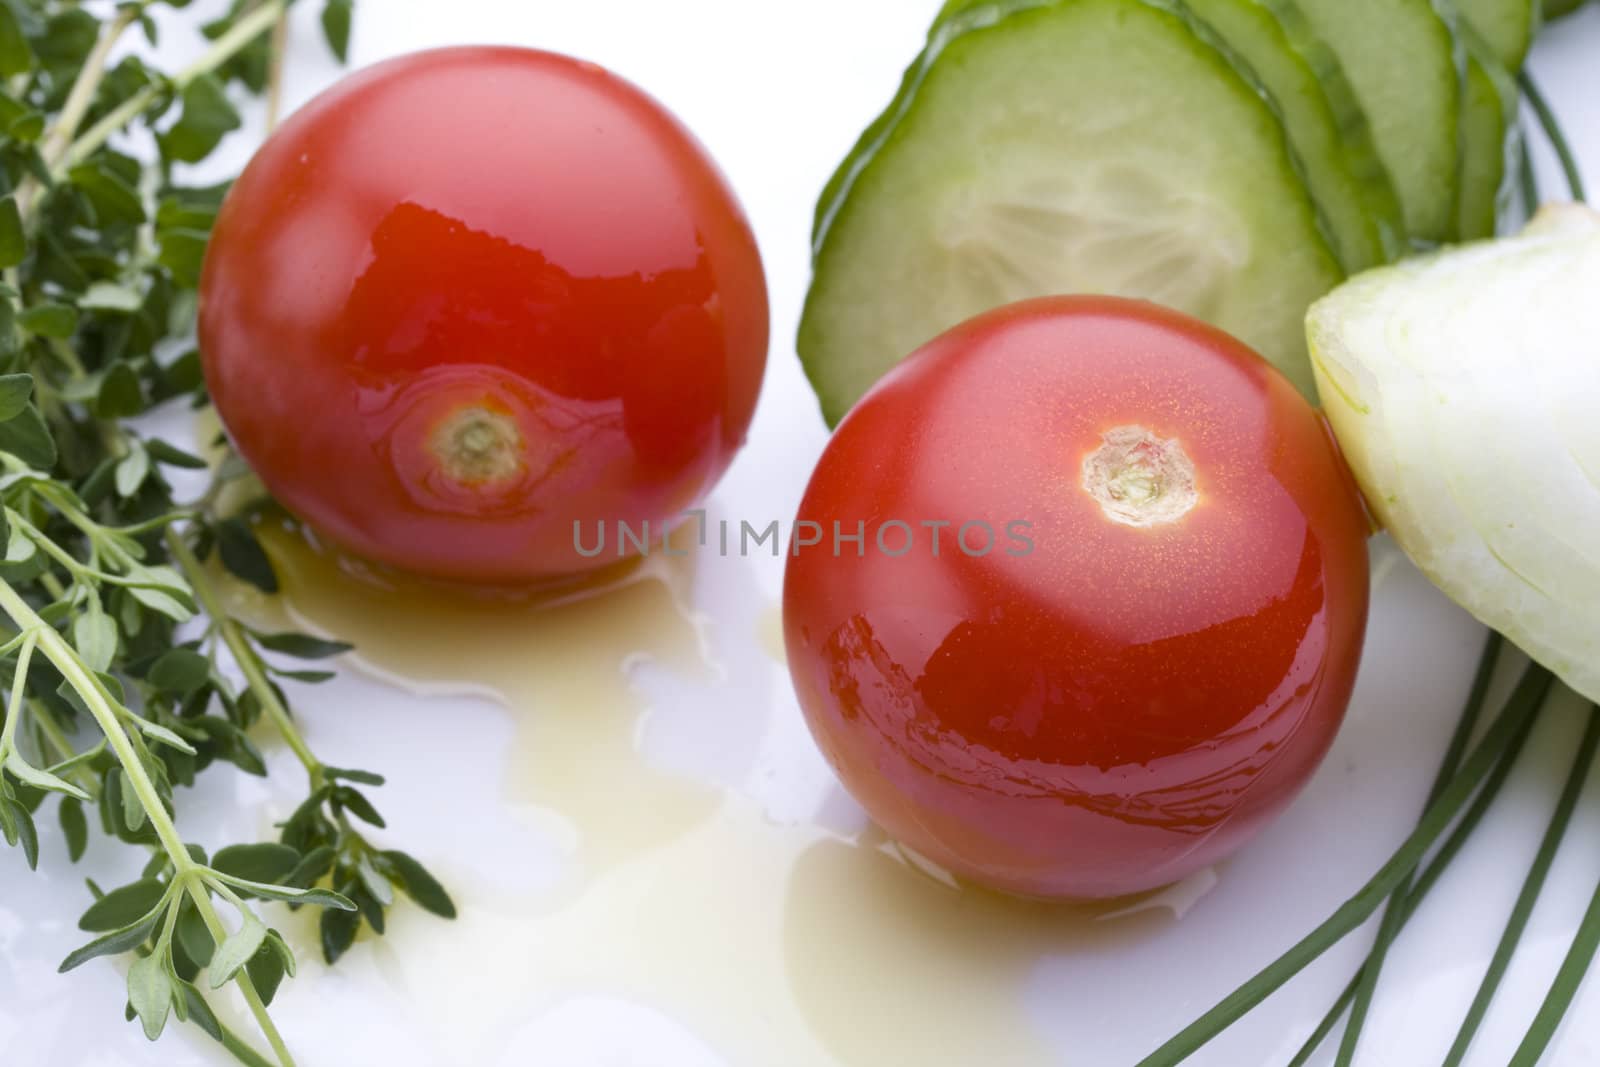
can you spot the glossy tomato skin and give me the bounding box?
[200,47,767,584]
[784,296,1370,899]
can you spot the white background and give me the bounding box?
[2,2,1599,1065]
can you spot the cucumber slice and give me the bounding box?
[1182,0,1406,270]
[936,0,1407,270]
[1455,0,1540,69]
[1289,0,1462,243]
[802,0,1343,425]
[1445,6,1521,238]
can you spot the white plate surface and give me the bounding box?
[3,2,1600,1065]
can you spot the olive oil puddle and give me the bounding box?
[228,521,1193,1067]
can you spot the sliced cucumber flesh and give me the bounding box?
[1289,0,1462,243]
[940,0,1410,267]
[1183,0,1406,270]
[801,0,1342,425]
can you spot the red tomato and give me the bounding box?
[200,47,767,584]
[784,297,1370,899]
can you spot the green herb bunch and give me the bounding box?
[0,2,452,1065]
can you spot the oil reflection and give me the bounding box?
[235,515,722,891]
[228,519,1193,1067]
[783,833,1176,1067]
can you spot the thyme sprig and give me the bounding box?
[0,2,452,1064]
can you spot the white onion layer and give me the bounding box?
[1308,204,1600,704]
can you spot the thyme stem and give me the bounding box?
[0,579,294,1067]
[60,0,290,177]
[17,4,142,221]
[166,528,327,790]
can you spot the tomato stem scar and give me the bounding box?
[1081,425,1198,527]
[431,405,525,485]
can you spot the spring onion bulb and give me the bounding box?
[1308,204,1600,704]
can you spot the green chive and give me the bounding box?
[1520,73,1587,203]
[1486,704,1600,1067]
[1336,634,1505,1064]
[1135,664,1554,1067]
[1518,140,1539,222]
[1287,666,1539,1067]
[1510,872,1600,1067]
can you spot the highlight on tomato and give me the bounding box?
[200,46,769,584]
[784,296,1372,899]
